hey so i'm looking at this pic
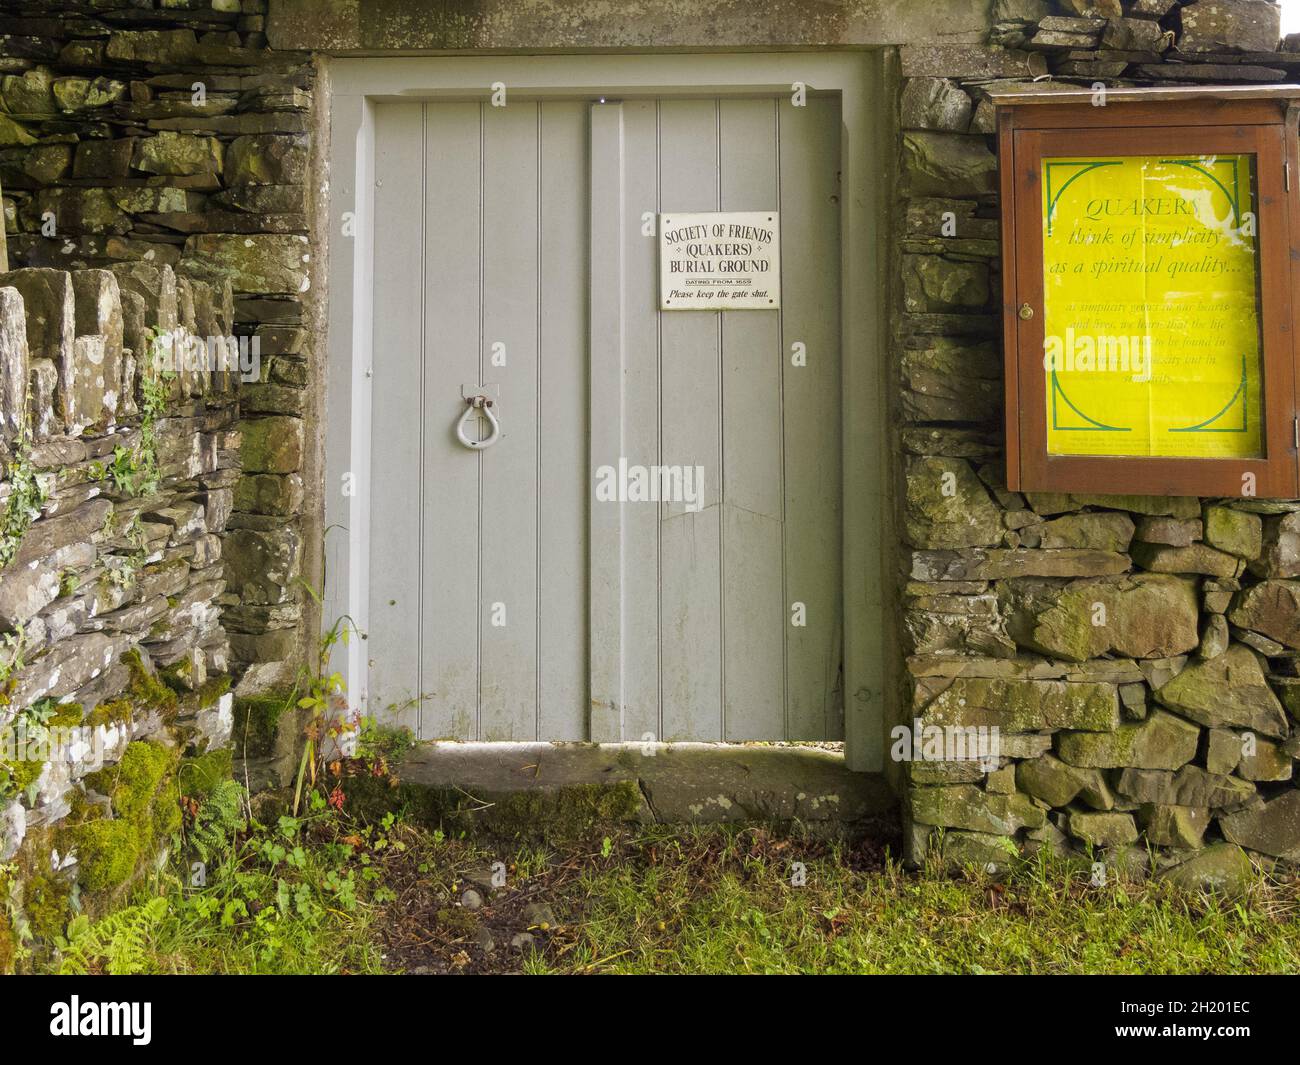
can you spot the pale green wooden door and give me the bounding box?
[368,95,843,742]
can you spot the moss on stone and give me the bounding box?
[48,702,84,728]
[123,647,178,717]
[197,673,231,709]
[179,747,232,799]
[232,692,291,758]
[66,787,106,824]
[160,656,196,694]
[86,697,133,727]
[87,740,177,823]
[336,773,645,843]
[2,756,44,796]
[22,863,74,944]
[2,826,76,955]
[905,456,1003,549]
[72,740,182,894]
[1028,592,1096,662]
[1067,810,1138,848]
[69,819,139,892]
[480,781,645,840]
[1204,505,1262,561]
[1003,574,1200,662]
[1055,710,1200,771]
[1,703,83,796]
[0,907,14,975]
[920,676,1118,733]
[5,725,209,964]
[909,784,1046,835]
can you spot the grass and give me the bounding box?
[526,830,1300,974]
[40,792,1300,974]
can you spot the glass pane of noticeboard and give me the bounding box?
[1041,153,1263,459]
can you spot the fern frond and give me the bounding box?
[189,778,247,865]
[56,895,169,975]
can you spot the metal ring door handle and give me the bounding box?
[457,397,501,450]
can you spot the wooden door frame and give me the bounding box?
[323,52,891,771]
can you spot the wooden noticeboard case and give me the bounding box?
[994,86,1300,499]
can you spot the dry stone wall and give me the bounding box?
[0,258,237,882]
[0,0,316,699]
[0,0,312,943]
[899,0,1300,887]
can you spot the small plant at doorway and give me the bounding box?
[289,594,365,817]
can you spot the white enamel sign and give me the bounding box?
[659,211,780,310]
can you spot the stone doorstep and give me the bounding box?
[397,742,895,831]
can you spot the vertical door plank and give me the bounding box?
[478,101,542,740]
[537,101,589,740]
[780,95,844,740]
[588,102,626,741]
[421,103,484,740]
[368,102,425,734]
[658,99,723,741]
[620,99,664,743]
[718,98,785,741]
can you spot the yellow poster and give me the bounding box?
[1041,154,1262,458]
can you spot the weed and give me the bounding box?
[0,624,29,695]
[0,430,47,570]
[90,362,171,499]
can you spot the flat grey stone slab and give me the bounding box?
[399,742,894,826]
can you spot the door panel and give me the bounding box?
[369,102,425,733]
[719,98,785,741]
[478,103,541,741]
[655,99,725,742]
[605,97,843,742]
[537,102,591,742]
[367,94,842,742]
[419,102,484,740]
[619,98,665,744]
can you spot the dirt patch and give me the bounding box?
[369,817,901,974]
